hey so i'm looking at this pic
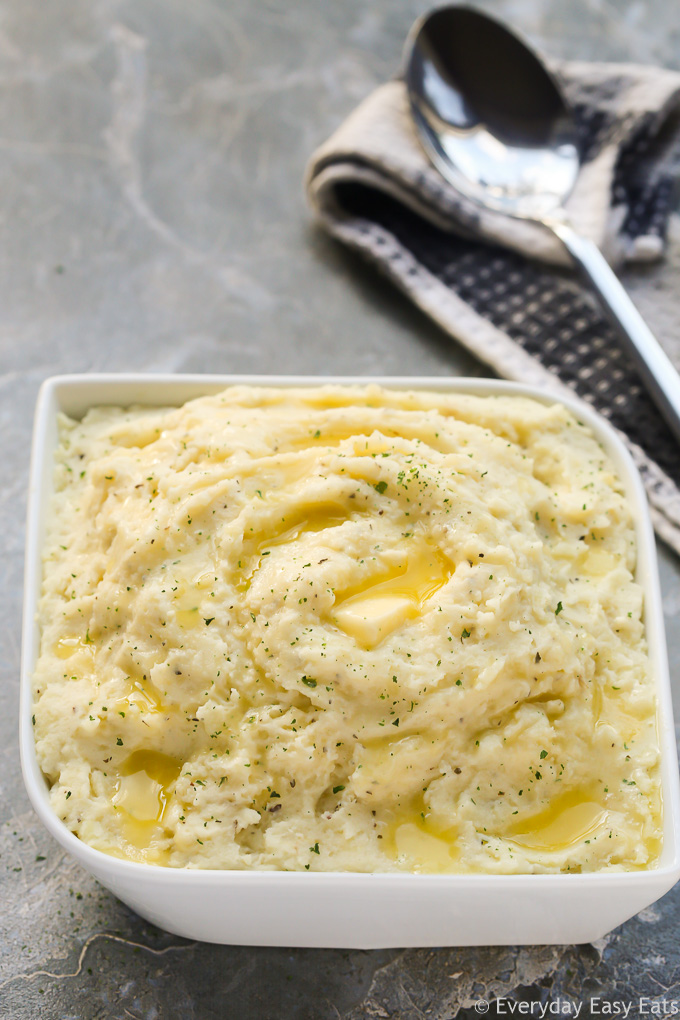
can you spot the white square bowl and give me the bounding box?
[20,374,680,948]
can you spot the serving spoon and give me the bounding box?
[405,4,680,444]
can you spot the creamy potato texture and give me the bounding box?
[33,385,662,873]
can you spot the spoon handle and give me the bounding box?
[552,220,680,446]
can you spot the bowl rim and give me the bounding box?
[20,372,680,886]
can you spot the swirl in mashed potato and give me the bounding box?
[33,385,662,872]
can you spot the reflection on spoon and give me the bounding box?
[404,5,680,444]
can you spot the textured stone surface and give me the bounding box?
[1,0,679,1017]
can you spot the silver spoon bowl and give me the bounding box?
[405,5,680,444]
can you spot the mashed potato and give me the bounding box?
[33,385,662,873]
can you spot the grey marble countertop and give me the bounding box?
[1,1,679,1017]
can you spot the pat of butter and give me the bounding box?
[332,540,451,648]
[333,593,415,648]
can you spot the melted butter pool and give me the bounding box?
[112,750,182,860]
[506,792,608,852]
[241,503,351,589]
[257,505,349,554]
[385,791,611,873]
[385,795,459,873]
[332,540,451,648]
[122,674,166,715]
[53,636,94,661]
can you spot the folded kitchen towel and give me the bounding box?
[305,58,680,554]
